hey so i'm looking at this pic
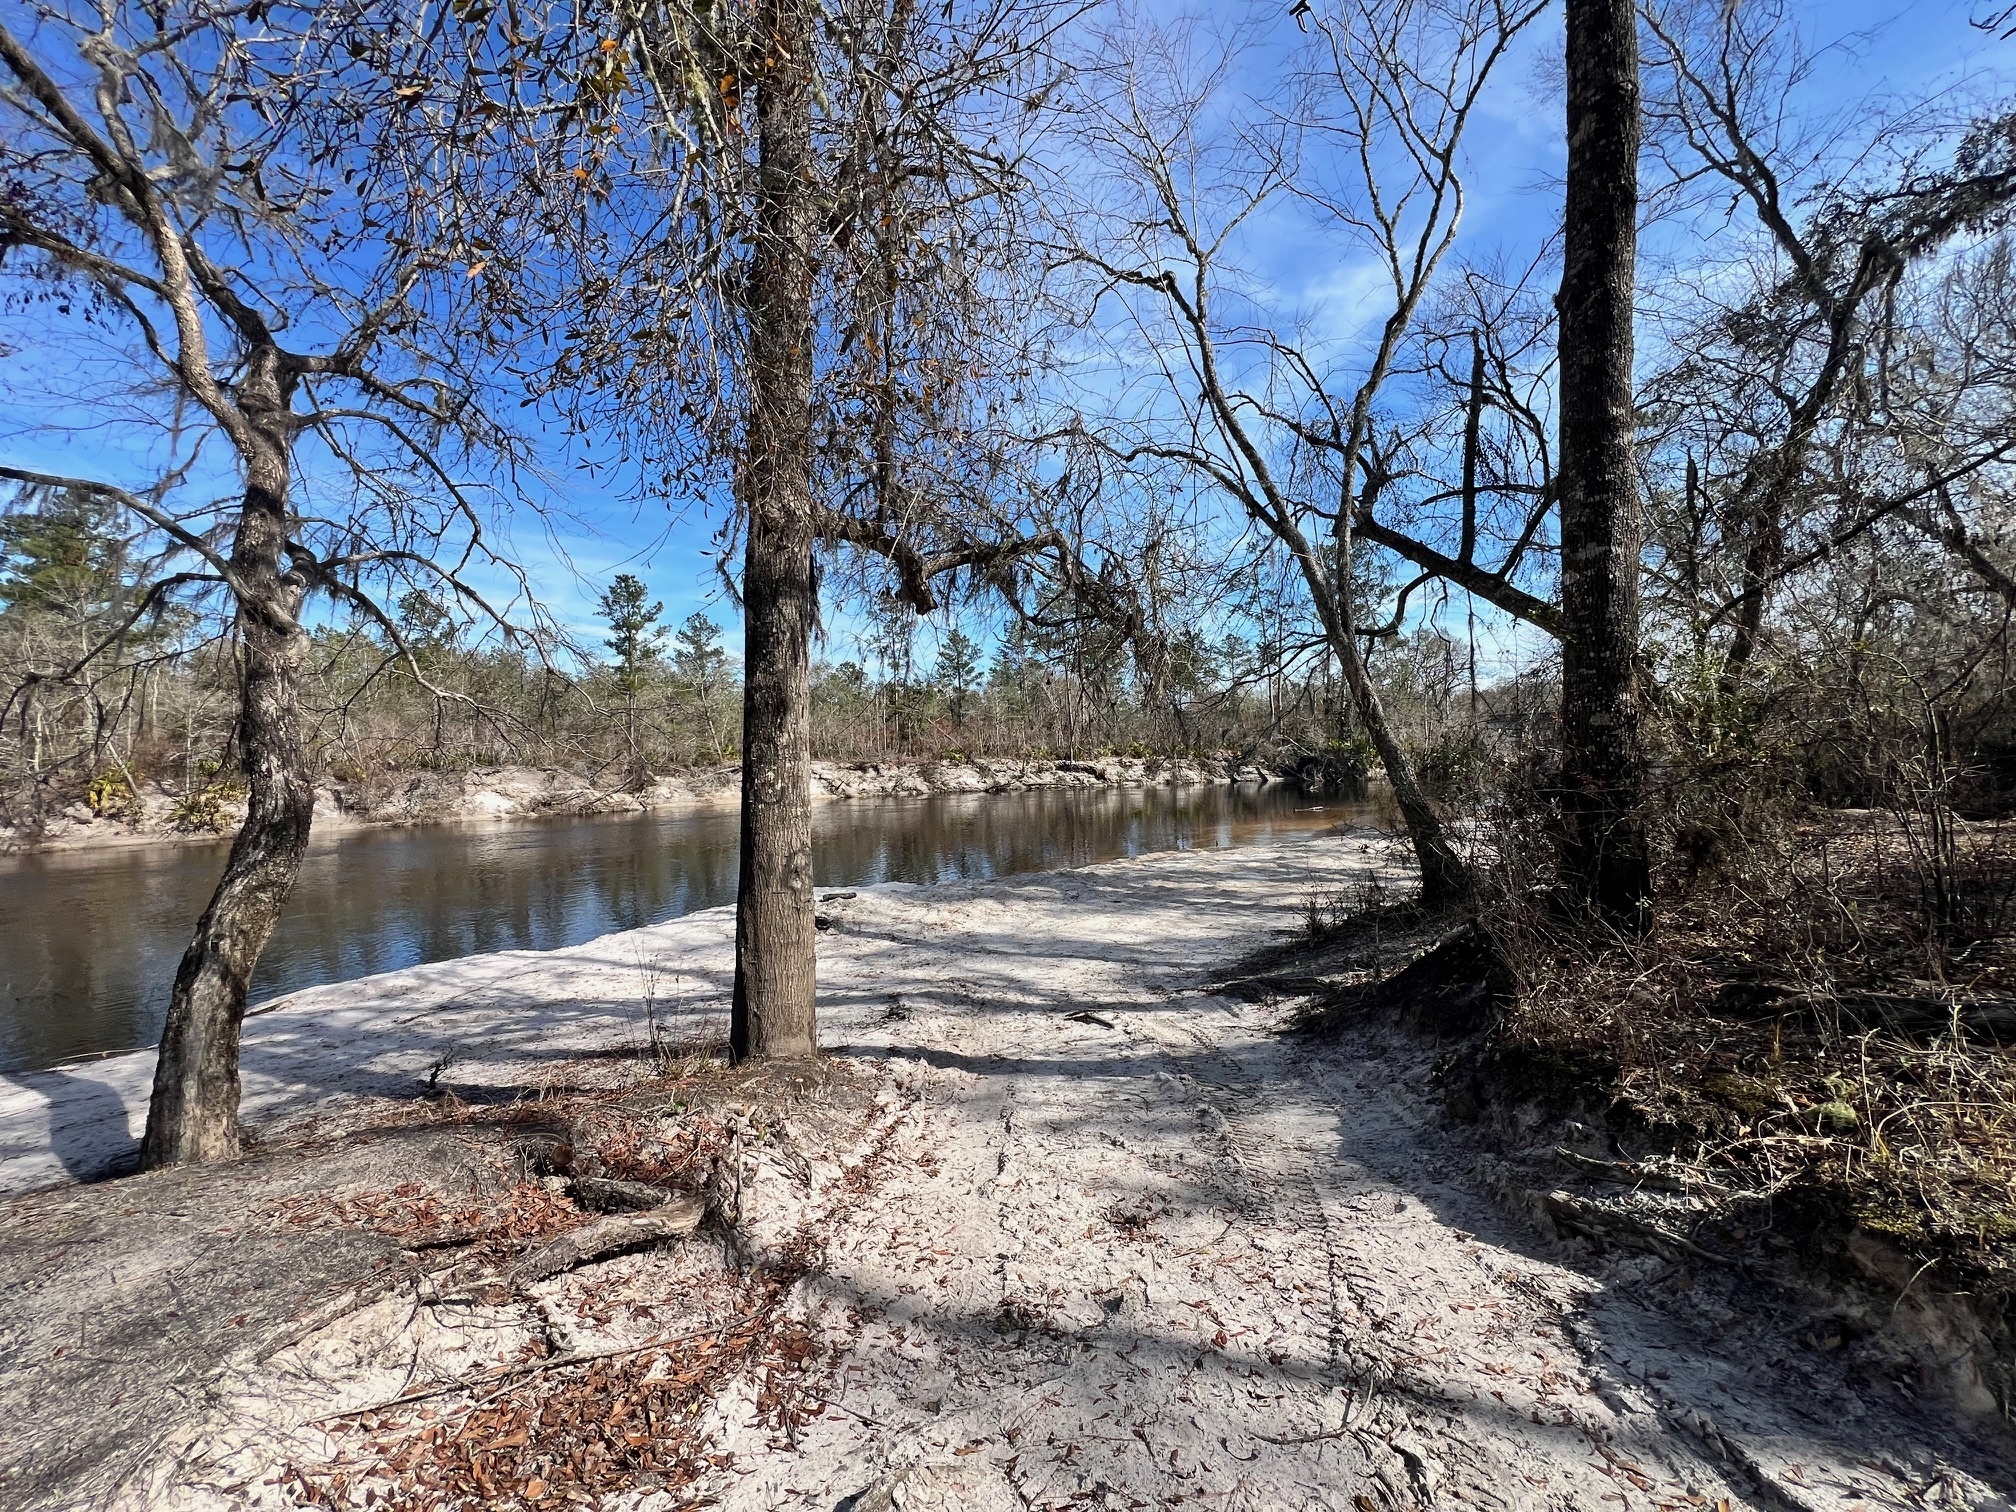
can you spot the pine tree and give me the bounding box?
[596,574,667,781]
[670,613,731,759]
[936,628,982,725]
[596,574,667,696]
[0,487,139,631]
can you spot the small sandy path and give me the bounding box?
[685,840,2004,1511]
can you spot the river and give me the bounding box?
[0,781,1371,1073]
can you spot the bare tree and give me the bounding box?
[0,0,540,1164]
[1639,1,2016,694]
[1038,1,1546,906]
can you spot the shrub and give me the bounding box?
[85,771,135,819]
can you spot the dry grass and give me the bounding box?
[1482,810,2016,1283]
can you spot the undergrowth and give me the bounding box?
[1478,807,2016,1288]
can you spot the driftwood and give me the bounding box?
[506,1198,705,1291]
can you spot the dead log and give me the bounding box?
[1711,979,2016,1042]
[506,1198,704,1292]
[1544,1189,1732,1267]
[1552,1146,1735,1199]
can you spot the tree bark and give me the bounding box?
[1282,516,1472,906]
[731,0,819,1062]
[142,405,313,1167]
[1557,0,1651,932]
[1332,623,1472,908]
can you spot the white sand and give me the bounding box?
[6,834,2003,1510]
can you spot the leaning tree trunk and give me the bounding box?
[1326,610,1472,909]
[1292,530,1472,907]
[1557,0,1651,932]
[142,425,314,1168]
[730,0,819,1062]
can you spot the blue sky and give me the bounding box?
[2,0,2007,679]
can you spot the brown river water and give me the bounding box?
[0,782,1375,1073]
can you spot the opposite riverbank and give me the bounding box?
[1,753,1274,855]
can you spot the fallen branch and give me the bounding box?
[313,1323,727,1423]
[1552,1147,1735,1199]
[507,1198,706,1290]
[1251,1422,1370,1447]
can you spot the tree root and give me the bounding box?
[505,1198,705,1291]
[1544,1189,1736,1268]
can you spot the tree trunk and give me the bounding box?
[730,0,819,1062]
[142,436,313,1167]
[1328,616,1471,908]
[1716,512,1778,695]
[1293,522,1472,906]
[1556,0,1651,932]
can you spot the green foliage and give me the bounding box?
[396,590,454,650]
[85,771,134,818]
[935,628,982,723]
[596,574,667,695]
[1326,734,1377,780]
[671,613,726,693]
[0,486,150,637]
[667,613,736,760]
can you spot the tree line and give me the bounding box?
[0,510,1497,797]
[2,0,2012,1166]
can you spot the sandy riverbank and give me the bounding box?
[0,754,1269,855]
[2,836,2008,1510]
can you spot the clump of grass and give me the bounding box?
[1300,869,1405,940]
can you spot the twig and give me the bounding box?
[1174,1217,1238,1256]
[797,1390,891,1429]
[312,1324,726,1423]
[1251,1421,1369,1447]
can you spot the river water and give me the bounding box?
[0,782,1371,1073]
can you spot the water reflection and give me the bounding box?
[0,781,1368,1072]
